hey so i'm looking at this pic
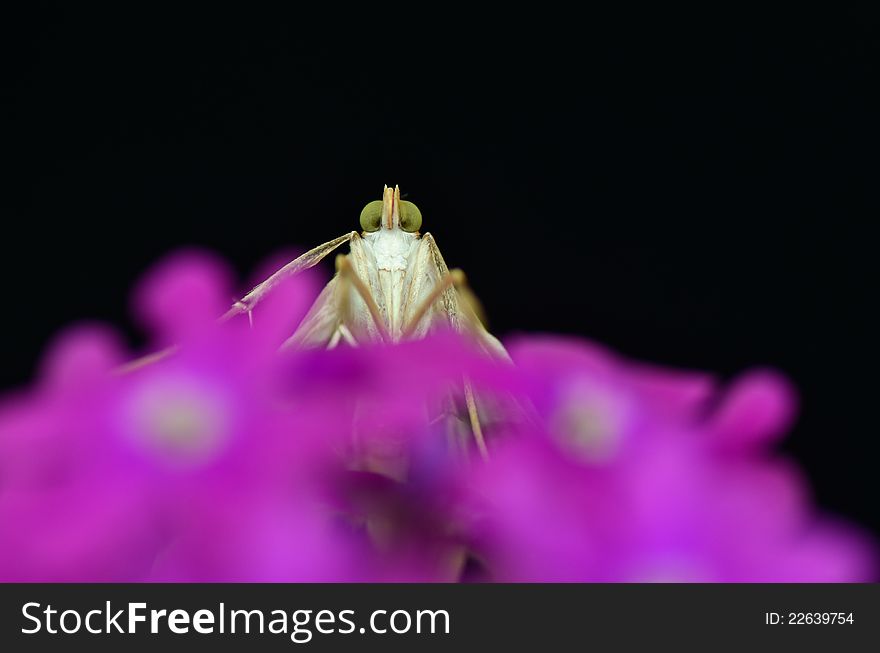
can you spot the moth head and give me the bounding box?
[359,185,422,233]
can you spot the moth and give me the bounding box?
[223,185,508,457]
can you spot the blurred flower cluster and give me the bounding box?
[0,251,875,582]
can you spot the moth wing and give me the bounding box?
[344,233,388,343]
[399,236,436,339]
[281,275,344,349]
[418,233,510,361]
[283,233,387,349]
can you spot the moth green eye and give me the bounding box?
[359,200,383,232]
[399,200,422,233]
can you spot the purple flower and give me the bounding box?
[458,336,876,582]
[0,251,875,582]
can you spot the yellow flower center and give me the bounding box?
[132,379,229,465]
[552,383,626,464]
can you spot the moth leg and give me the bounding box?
[463,378,489,460]
[421,233,508,359]
[115,346,178,375]
[335,254,390,343]
[326,328,342,349]
[401,269,459,338]
[336,324,358,347]
[420,233,462,331]
[223,231,357,321]
[325,324,358,350]
[279,255,383,351]
[426,373,489,461]
[411,234,494,457]
[403,266,497,340]
[447,271,489,331]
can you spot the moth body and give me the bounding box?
[362,225,421,340]
[229,185,506,360]
[224,185,508,458]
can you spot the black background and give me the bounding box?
[1,10,877,535]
